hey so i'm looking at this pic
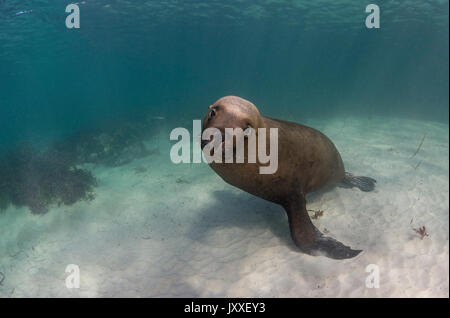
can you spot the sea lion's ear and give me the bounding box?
[244,125,255,138]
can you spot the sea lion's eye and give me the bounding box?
[208,108,216,119]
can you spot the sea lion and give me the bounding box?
[201,96,376,259]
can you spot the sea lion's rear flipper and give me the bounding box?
[283,195,362,260]
[341,172,376,192]
[310,229,362,259]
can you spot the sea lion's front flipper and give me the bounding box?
[283,195,362,260]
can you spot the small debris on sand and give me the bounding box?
[309,209,324,220]
[413,226,429,240]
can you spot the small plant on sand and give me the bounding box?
[309,209,324,220]
[413,226,429,240]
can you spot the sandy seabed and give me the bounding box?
[0,115,448,298]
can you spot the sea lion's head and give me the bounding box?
[201,96,264,150]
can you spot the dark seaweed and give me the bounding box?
[0,143,97,214]
[0,117,157,214]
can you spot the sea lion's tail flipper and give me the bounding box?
[341,172,376,192]
[284,195,362,260]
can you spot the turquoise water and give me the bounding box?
[0,1,448,152]
[0,1,448,297]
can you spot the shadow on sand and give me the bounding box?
[186,185,337,253]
